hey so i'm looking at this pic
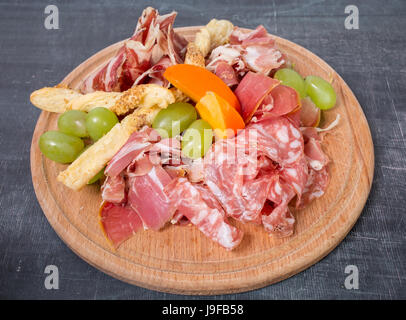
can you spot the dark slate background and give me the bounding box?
[0,0,405,300]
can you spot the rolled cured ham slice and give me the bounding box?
[235,71,279,122]
[252,84,301,125]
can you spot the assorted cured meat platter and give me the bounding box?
[30,7,374,294]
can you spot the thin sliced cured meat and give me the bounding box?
[101,174,126,204]
[105,127,159,177]
[300,97,320,127]
[302,127,329,171]
[240,173,275,223]
[214,61,239,87]
[235,71,280,122]
[285,106,302,128]
[268,85,300,117]
[207,25,283,87]
[148,137,182,166]
[127,165,173,230]
[206,45,246,76]
[203,137,264,222]
[261,201,295,237]
[100,202,143,248]
[262,172,296,237]
[243,117,304,166]
[230,26,284,75]
[80,7,187,93]
[203,116,305,224]
[243,45,284,76]
[165,178,243,250]
[171,183,226,225]
[229,25,269,46]
[253,84,301,123]
[81,47,127,93]
[279,157,308,201]
[297,166,329,209]
[132,56,172,87]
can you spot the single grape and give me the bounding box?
[87,167,105,184]
[182,119,213,159]
[58,110,88,138]
[86,107,118,141]
[39,131,84,163]
[153,102,197,138]
[274,68,306,99]
[305,75,336,110]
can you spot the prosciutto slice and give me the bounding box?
[229,25,269,46]
[105,127,159,177]
[165,178,243,250]
[127,165,173,230]
[101,174,126,204]
[253,85,300,122]
[297,166,329,209]
[80,7,187,93]
[132,56,172,87]
[234,72,280,122]
[100,202,143,248]
[302,127,329,171]
[206,25,284,88]
[214,61,239,87]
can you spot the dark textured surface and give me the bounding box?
[0,0,405,300]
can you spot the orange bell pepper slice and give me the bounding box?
[196,92,245,139]
[164,64,241,114]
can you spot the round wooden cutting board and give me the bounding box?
[30,26,374,295]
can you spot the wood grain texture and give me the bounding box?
[30,26,374,295]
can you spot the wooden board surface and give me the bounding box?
[30,26,374,295]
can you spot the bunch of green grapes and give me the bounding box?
[274,68,336,110]
[152,102,214,159]
[39,107,118,183]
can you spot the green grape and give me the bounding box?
[58,110,88,138]
[39,131,84,163]
[86,107,119,141]
[274,68,306,99]
[182,120,213,159]
[305,76,336,110]
[152,102,197,138]
[87,167,105,184]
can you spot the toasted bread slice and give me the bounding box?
[30,84,174,116]
[67,91,121,112]
[184,42,205,67]
[30,87,82,113]
[110,84,175,115]
[194,19,234,57]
